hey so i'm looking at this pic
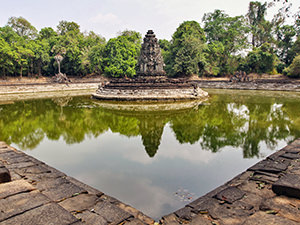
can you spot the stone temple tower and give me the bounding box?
[137,30,166,76]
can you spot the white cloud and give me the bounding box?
[89,12,121,25]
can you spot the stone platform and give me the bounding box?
[92,78,208,102]
[1,140,300,224]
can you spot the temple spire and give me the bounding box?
[137,30,166,76]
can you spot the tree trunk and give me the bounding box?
[38,61,42,76]
[31,61,34,76]
[20,65,23,78]
[58,62,61,74]
[252,34,255,49]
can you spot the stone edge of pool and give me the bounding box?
[1,139,300,224]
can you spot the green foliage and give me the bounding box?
[166,21,207,77]
[288,35,300,65]
[57,21,80,36]
[244,43,277,74]
[102,31,141,78]
[295,11,300,35]
[158,39,170,61]
[7,16,37,39]
[203,10,249,75]
[275,25,296,65]
[1,9,300,78]
[284,55,300,77]
[247,1,273,48]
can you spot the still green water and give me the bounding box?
[0,89,300,219]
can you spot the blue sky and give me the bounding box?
[0,0,299,40]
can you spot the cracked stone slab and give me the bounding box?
[42,181,87,202]
[272,174,300,199]
[188,215,213,225]
[188,197,219,214]
[16,165,52,175]
[1,155,32,164]
[280,153,300,160]
[242,211,298,225]
[75,210,108,225]
[284,147,300,154]
[160,213,180,224]
[0,190,50,222]
[207,201,252,224]
[248,159,289,173]
[0,203,79,225]
[116,202,154,224]
[215,186,245,204]
[93,200,133,224]
[174,207,193,221]
[0,151,25,161]
[65,176,103,196]
[5,161,38,170]
[239,180,276,199]
[259,196,300,222]
[250,173,279,184]
[59,193,99,212]
[124,218,147,225]
[0,180,35,199]
[34,177,69,191]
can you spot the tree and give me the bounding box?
[203,10,249,75]
[7,16,37,39]
[15,43,34,77]
[245,43,277,74]
[275,25,296,65]
[118,30,142,46]
[57,21,80,36]
[0,37,15,76]
[247,1,273,48]
[83,32,106,75]
[102,31,141,78]
[166,21,207,77]
[39,27,57,40]
[0,26,20,76]
[295,11,300,35]
[292,36,300,56]
[88,43,105,75]
[284,55,300,77]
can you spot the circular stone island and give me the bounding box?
[91,77,209,102]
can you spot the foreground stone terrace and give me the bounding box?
[0,141,154,225]
[1,139,300,224]
[161,139,300,224]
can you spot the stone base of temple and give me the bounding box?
[92,77,209,102]
[92,99,208,112]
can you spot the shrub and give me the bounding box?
[284,55,300,78]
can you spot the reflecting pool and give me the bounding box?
[0,89,300,219]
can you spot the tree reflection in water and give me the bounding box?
[0,90,299,159]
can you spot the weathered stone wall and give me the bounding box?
[93,86,208,101]
[0,83,98,95]
[196,80,300,92]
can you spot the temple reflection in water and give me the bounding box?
[0,90,300,159]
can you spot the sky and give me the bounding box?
[0,0,299,40]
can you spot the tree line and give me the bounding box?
[0,1,299,78]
